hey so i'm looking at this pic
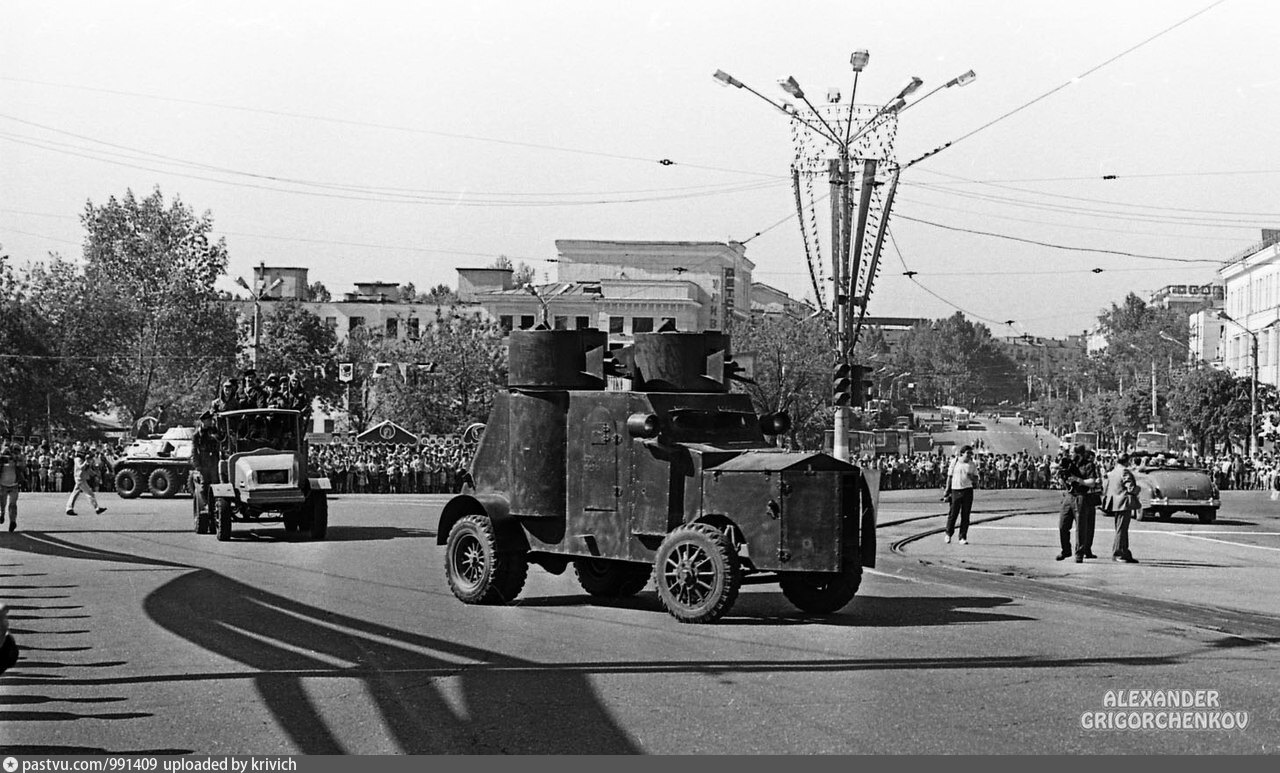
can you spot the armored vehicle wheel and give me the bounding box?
[1197,508,1217,524]
[654,523,740,624]
[282,509,298,533]
[192,488,212,534]
[115,468,143,499]
[573,558,651,597]
[779,568,863,614]
[308,493,328,540]
[148,468,179,499]
[445,514,528,604]
[215,498,234,542]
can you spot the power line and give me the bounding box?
[0,76,775,179]
[893,213,1224,264]
[907,0,1230,168]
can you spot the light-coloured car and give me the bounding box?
[1132,457,1219,523]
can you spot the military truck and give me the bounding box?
[113,426,195,499]
[201,408,331,541]
[438,329,877,624]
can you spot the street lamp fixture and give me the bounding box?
[849,50,870,72]
[236,268,284,369]
[778,76,805,100]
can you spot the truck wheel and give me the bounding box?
[780,567,863,614]
[573,558,651,597]
[654,523,740,624]
[115,468,143,499]
[215,498,234,542]
[1197,508,1217,524]
[445,514,528,604]
[308,494,328,540]
[148,468,179,499]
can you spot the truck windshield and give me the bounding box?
[222,414,298,453]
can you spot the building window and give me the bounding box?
[407,318,420,339]
[520,315,535,329]
[348,317,365,331]
[325,316,338,329]
[386,318,399,338]
[632,317,654,333]
[323,419,336,433]
[661,317,676,330]
[609,316,624,334]
[553,316,569,330]
[576,316,591,330]
[499,315,513,332]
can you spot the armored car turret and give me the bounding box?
[438,329,877,623]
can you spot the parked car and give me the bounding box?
[1131,455,1219,523]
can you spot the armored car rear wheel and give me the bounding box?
[115,468,143,499]
[446,514,528,604]
[573,558,651,597]
[779,567,862,614]
[308,494,328,540]
[654,524,740,624]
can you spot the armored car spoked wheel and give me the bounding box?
[654,524,740,624]
[446,514,528,604]
[573,558,651,598]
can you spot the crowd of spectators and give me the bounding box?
[864,446,1280,492]
[3,440,121,493]
[309,436,478,494]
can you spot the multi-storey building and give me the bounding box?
[1217,229,1280,387]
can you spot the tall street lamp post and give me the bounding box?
[236,262,283,370]
[714,58,974,461]
[1216,312,1259,456]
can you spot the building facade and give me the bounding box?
[1217,229,1280,387]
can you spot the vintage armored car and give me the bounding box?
[439,329,878,623]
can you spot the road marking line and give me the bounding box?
[1163,533,1280,553]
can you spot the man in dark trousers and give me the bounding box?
[1057,444,1101,563]
[190,410,222,521]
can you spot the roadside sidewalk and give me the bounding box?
[879,490,1280,625]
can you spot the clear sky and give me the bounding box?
[2,0,1275,338]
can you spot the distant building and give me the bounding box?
[464,240,754,341]
[1217,228,1280,387]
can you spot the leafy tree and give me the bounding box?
[727,312,835,449]
[890,313,1021,407]
[304,281,331,302]
[255,299,340,408]
[491,255,537,288]
[363,308,507,434]
[78,187,240,423]
[0,251,58,436]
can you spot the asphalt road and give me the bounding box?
[1,487,1277,754]
[933,416,1060,457]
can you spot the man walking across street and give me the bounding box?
[1102,453,1141,563]
[943,445,978,545]
[1057,444,1100,562]
[0,437,26,531]
[65,444,107,516]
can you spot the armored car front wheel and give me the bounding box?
[779,568,862,614]
[445,514,528,604]
[654,523,741,624]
